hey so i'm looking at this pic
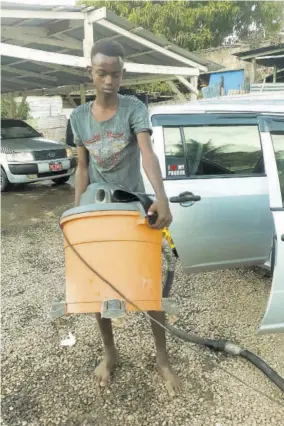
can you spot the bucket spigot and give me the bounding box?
[101,299,126,319]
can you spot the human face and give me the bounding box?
[89,53,124,96]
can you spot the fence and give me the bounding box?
[250,83,284,92]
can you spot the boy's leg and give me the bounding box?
[148,310,181,396]
[94,313,118,386]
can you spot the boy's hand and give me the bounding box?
[148,197,173,229]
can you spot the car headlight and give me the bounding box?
[66,148,73,158]
[6,152,34,162]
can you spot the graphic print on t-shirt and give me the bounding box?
[84,130,128,169]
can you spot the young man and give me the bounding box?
[70,39,180,396]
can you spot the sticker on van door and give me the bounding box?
[166,158,186,178]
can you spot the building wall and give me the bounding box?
[15,95,67,143]
[24,96,63,118]
[209,69,245,94]
[198,44,272,82]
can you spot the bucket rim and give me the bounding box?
[60,202,146,222]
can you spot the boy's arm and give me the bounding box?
[129,98,172,229]
[75,145,89,207]
[69,111,89,206]
[137,131,172,229]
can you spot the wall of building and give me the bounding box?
[198,44,272,82]
[15,95,68,143]
[23,96,63,118]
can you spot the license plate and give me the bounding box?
[49,162,62,172]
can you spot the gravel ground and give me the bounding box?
[1,183,284,426]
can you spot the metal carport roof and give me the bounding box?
[234,43,284,70]
[234,43,284,83]
[0,2,222,98]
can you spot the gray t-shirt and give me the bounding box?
[70,95,152,193]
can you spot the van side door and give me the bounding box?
[149,113,274,273]
[258,115,284,334]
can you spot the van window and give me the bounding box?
[164,127,183,156]
[163,127,186,178]
[163,124,264,178]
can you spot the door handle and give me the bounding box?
[169,191,201,203]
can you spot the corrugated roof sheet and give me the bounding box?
[234,43,284,69]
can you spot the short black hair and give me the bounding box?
[91,39,125,61]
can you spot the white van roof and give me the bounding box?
[150,92,284,116]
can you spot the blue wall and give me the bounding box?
[209,69,244,95]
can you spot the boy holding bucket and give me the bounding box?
[70,39,180,396]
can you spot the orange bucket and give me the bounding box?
[60,203,163,315]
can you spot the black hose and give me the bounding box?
[167,325,228,351]
[240,349,284,393]
[162,238,176,298]
[162,270,175,298]
[167,325,284,394]
[158,240,284,393]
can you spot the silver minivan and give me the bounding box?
[143,93,284,334]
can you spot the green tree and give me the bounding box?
[0,97,10,119]
[231,1,284,43]
[0,97,30,120]
[78,1,284,51]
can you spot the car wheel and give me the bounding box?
[1,168,10,192]
[52,176,70,185]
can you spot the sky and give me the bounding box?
[3,0,76,5]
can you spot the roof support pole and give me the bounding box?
[18,95,27,115]
[83,12,94,62]
[67,94,77,108]
[1,44,199,76]
[0,9,84,20]
[251,58,257,84]
[176,75,199,97]
[9,93,16,119]
[190,76,198,101]
[80,84,86,105]
[273,65,278,83]
[167,81,186,101]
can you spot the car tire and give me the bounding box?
[1,168,10,192]
[52,176,70,185]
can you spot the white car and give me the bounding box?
[1,119,76,192]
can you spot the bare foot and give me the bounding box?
[95,347,117,386]
[157,355,181,397]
